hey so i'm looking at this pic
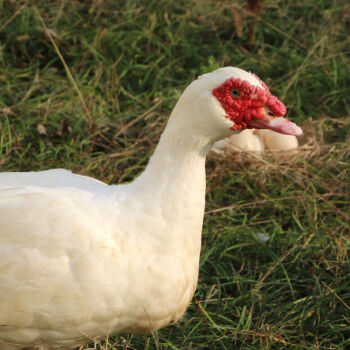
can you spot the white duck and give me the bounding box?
[0,67,302,350]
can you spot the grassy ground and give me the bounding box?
[1,0,350,349]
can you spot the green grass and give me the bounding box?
[1,0,350,348]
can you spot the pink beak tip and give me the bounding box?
[268,117,303,136]
[293,124,303,136]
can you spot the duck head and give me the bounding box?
[171,67,302,144]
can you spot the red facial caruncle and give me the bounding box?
[212,77,287,131]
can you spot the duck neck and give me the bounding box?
[133,114,213,200]
[129,107,218,248]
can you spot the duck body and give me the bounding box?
[0,67,302,349]
[0,147,205,348]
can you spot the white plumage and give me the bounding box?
[0,67,301,349]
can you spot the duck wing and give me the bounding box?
[0,168,110,194]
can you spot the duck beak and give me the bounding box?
[249,108,303,136]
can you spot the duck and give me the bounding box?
[0,67,302,350]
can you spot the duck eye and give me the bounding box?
[230,89,240,98]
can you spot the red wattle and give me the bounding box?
[212,77,287,130]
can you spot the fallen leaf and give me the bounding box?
[56,119,71,137]
[16,35,30,41]
[232,6,243,38]
[244,0,265,46]
[45,28,58,38]
[37,124,47,135]
[1,107,15,116]
[245,0,265,16]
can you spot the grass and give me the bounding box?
[0,0,349,348]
